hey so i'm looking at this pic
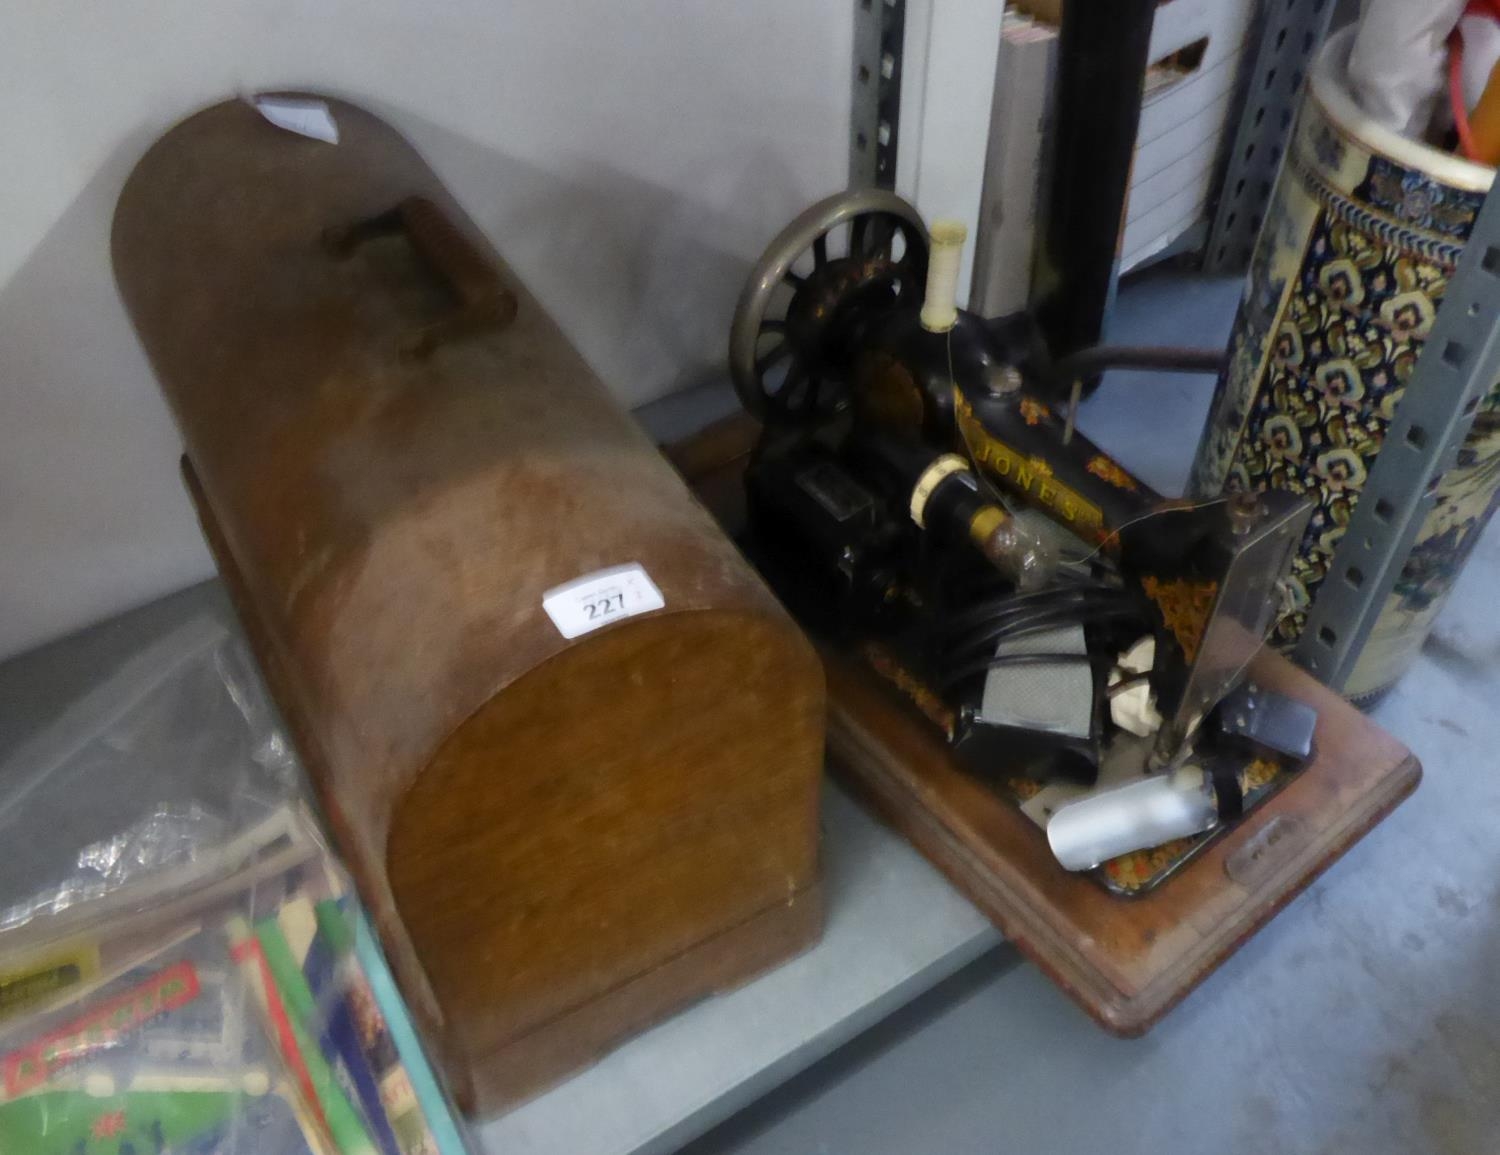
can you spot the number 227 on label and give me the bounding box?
[542,563,666,640]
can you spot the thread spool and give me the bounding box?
[920,220,968,333]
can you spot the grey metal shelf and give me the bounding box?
[1203,0,1339,273]
[849,0,906,190]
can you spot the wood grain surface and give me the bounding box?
[117,98,826,1114]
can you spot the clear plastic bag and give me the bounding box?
[0,615,472,1153]
[0,618,298,934]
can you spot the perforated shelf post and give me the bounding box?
[1204,0,1338,274]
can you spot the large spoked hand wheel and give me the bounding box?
[729,189,929,422]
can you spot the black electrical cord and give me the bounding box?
[941,600,1138,658]
[948,585,1134,630]
[936,594,1134,657]
[937,580,1126,639]
[937,569,1078,605]
[936,650,1094,690]
[937,653,1155,696]
[939,603,1146,678]
[1106,671,1152,697]
[937,610,1144,690]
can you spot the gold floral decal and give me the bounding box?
[1019,397,1050,426]
[1103,836,1199,892]
[1141,576,1219,664]
[1240,757,1282,793]
[1086,455,1138,491]
[860,643,956,738]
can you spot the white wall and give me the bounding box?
[895,0,1004,307]
[0,0,852,660]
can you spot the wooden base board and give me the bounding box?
[671,414,1422,1036]
[825,652,1417,1034]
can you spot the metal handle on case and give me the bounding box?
[323,196,518,358]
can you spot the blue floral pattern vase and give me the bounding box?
[1191,28,1498,700]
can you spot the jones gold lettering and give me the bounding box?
[953,392,1107,540]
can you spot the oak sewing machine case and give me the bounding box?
[110,96,826,1114]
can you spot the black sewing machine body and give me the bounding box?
[729,191,1312,788]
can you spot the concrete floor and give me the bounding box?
[682,276,1500,1155]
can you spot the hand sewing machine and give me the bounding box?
[729,190,1318,874]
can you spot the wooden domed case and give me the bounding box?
[112,96,825,1114]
